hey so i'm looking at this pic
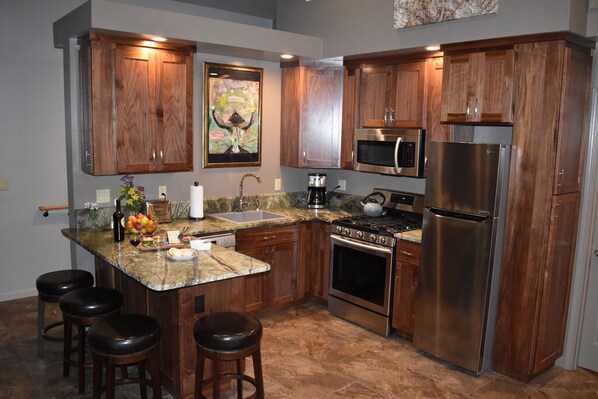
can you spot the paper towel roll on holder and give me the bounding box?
[189,181,205,220]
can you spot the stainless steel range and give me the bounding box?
[329,188,424,336]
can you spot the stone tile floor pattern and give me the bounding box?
[1,297,597,398]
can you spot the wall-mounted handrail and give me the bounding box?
[39,205,68,217]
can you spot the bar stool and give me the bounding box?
[59,287,123,394]
[88,314,162,399]
[35,269,94,358]
[193,312,265,399]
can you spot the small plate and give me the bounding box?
[166,248,197,261]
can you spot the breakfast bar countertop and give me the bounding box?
[61,228,271,292]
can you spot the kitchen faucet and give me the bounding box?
[238,173,261,211]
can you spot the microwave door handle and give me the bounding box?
[394,137,403,174]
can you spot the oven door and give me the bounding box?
[329,234,394,316]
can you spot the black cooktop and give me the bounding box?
[332,212,422,236]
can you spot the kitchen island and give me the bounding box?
[62,207,358,398]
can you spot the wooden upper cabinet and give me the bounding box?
[280,65,342,168]
[79,35,193,175]
[553,47,591,195]
[441,50,514,124]
[358,61,426,128]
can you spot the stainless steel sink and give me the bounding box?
[210,210,288,224]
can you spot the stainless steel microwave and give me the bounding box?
[353,128,426,178]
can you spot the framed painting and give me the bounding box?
[203,62,263,167]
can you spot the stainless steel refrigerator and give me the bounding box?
[413,141,511,375]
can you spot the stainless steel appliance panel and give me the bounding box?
[414,208,497,373]
[424,142,506,216]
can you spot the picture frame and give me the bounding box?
[203,62,263,167]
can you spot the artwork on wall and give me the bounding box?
[203,63,263,167]
[393,0,498,29]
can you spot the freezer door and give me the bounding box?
[425,142,509,216]
[413,208,497,374]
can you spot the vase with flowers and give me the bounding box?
[118,175,146,214]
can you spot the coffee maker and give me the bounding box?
[307,173,327,209]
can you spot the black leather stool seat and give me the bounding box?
[36,270,94,359]
[36,270,94,298]
[194,312,264,399]
[88,314,163,399]
[88,314,161,356]
[193,312,262,352]
[59,287,122,318]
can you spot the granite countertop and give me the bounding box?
[63,206,422,292]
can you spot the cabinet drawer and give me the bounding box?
[236,224,299,248]
[396,240,421,264]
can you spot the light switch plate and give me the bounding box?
[338,179,346,191]
[96,189,111,203]
[0,180,8,191]
[274,178,282,191]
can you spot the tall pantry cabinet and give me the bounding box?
[493,38,592,382]
[78,34,194,175]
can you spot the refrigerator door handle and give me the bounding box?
[428,207,491,222]
[394,136,403,174]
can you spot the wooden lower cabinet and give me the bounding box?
[236,224,299,311]
[299,221,331,300]
[392,239,421,339]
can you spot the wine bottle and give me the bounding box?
[113,198,125,242]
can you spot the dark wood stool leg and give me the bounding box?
[236,359,243,399]
[63,318,72,377]
[106,357,115,399]
[195,350,205,399]
[253,344,265,399]
[37,297,45,358]
[212,356,221,399]
[138,362,147,399]
[148,348,163,399]
[77,321,86,394]
[92,354,103,399]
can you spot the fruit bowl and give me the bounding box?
[125,213,158,235]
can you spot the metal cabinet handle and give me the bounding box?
[159,150,164,166]
[400,250,414,256]
[263,235,277,241]
[84,150,92,167]
[151,150,156,162]
[466,101,471,117]
[474,98,479,118]
[302,151,306,164]
[557,169,565,187]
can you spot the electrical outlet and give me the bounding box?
[338,179,347,191]
[274,178,282,191]
[0,180,8,191]
[96,189,111,203]
[159,185,167,199]
[194,295,205,314]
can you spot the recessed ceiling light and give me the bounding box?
[281,54,294,60]
[152,36,167,42]
[426,45,440,51]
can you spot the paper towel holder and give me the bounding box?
[189,181,205,220]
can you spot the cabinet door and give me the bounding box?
[280,66,302,167]
[115,46,155,173]
[553,47,591,195]
[424,57,451,144]
[390,61,426,127]
[341,68,357,169]
[268,241,299,306]
[441,50,514,123]
[301,67,342,168]
[392,239,421,338]
[358,65,392,127]
[238,246,267,313]
[533,193,580,373]
[154,50,193,172]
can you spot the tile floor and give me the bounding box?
[1,297,597,398]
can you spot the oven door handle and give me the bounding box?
[331,235,393,256]
[394,136,403,175]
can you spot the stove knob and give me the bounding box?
[379,237,387,245]
[335,226,343,234]
[343,228,351,236]
[355,231,363,239]
[370,235,377,243]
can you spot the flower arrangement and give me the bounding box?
[119,175,146,213]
